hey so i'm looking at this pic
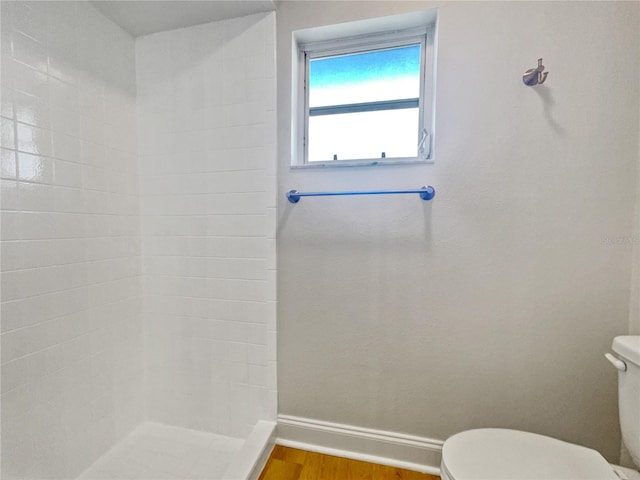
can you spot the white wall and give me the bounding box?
[0,2,142,478]
[630,126,640,335]
[136,12,277,439]
[277,0,640,463]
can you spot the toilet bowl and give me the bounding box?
[440,428,625,480]
[440,336,640,480]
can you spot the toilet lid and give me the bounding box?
[441,429,619,480]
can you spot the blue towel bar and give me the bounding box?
[286,186,435,203]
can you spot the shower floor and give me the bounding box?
[77,422,244,480]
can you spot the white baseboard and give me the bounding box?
[276,415,442,476]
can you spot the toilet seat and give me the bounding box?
[441,428,619,480]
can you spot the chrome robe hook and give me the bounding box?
[523,58,549,86]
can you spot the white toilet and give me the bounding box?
[440,335,640,480]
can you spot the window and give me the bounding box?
[294,25,435,167]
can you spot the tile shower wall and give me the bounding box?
[136,12,277,438]
[0,2,142,479]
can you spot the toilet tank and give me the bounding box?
[612,336,640,468]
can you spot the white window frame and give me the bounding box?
[293,26,436,168]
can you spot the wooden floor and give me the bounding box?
[258,445,440,480]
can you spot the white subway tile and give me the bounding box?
[247,344,267,366]
[51,130,81,163]
[18,152,53,184]
[1,117,16,149]
[14,90,50,128]
[1,148,17,179]
[248,364,267,388]
[54,158,82,188]
[3,3,144,479]
[49,76,78,111]
[11,2,47,44]
[12,60,49,99]
[17,181,55,212]
[3,12,275,456]
[16,122,52,156]
[11,31,47,73]
[267,361,277,390]
[1,179,19,210]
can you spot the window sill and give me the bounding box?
[291,157,433,169]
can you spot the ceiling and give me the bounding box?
[91,1,275,37]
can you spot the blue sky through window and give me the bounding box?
[309,44,421,107]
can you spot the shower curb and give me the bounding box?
[224,420,277,480]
